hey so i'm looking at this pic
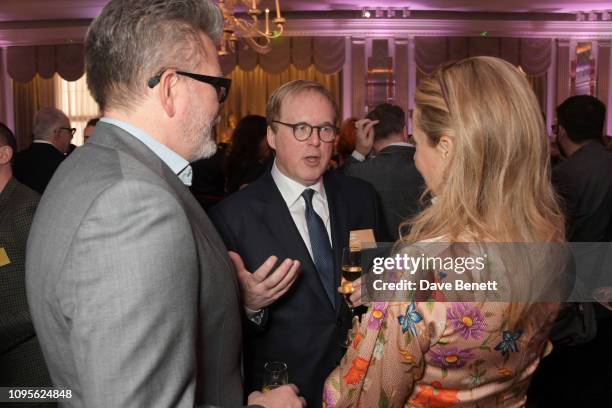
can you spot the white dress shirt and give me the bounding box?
[271,160,332,261]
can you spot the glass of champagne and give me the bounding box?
[341,246,362,310]
[262,361,288,392]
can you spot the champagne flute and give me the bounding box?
[262,361,288,392]
[340,246,362,309]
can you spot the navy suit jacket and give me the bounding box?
[210,169,385,407]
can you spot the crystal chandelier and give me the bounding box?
[218,0,286,55]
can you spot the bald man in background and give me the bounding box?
[13,107,74,194]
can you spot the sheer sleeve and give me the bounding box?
[323,300,447,407]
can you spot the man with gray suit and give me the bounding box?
[343,103,424,239]
[26,1,302,407]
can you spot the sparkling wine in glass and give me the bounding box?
[340,247,362,308]
[262,361,288,392]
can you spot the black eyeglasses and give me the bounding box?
[59,127,77,136]
[147,70,231,103]
[273,121,338,143]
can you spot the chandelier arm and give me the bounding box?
[243,36,272,54]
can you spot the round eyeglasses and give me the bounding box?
[273,120,338,143]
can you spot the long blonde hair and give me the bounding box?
[403,56,564,244]
[402,57,566,328]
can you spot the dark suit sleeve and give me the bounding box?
[209,205,270,331]
[209,206,239,252]
[340,155,363,176]
[551,166,576,239]
[366,182,390,242]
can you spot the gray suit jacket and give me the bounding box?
[26,122,243,407]
[343,145,424,239]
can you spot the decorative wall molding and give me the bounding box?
[0,18,611,47]
[282,19,612,39]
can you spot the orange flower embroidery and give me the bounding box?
[352,333,363,349]
[343,357,369,385]
[498,367,512,377]
[399,348,416,363]
[412,381,460,408]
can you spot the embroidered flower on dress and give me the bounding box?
[430,346,475,369]
[368,302,388,330]
[412,381,460,408]
[343,357,369,385]
[398,300,423,336]
[494,330,523,356]
[446,303,487,340]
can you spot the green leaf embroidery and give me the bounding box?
[379,390,389,408]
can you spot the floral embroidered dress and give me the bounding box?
[324,298,559,407]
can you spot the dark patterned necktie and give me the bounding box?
[301,188,335,308]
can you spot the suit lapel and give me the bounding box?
[324,174,350,313]
[254,172,334,311]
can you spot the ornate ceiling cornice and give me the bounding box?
[0,17,611,47]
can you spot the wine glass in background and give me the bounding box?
[262,361,288,392]
[593,287,612,311]
[340,246,362,310]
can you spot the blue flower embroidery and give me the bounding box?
[494,330,523,356]
[398,301,423,336]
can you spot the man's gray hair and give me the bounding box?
[33,107,68,140]
[85,0,224,112]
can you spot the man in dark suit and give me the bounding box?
[210,80,385,406]
[0,123,54,399]
[552,95,612,242]
[13,107,74,194]
[343,103,424,239]
[530,95,612,406]
[26,1,302,407]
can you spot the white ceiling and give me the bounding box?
[0,0,611,22]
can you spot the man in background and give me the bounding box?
[0,123,54,400]
[530,95,612,406]
[13,107,73,194]
[26,0,303,406]
[552,95,612,242]
[343,103,424,239]
[83,117,99,141]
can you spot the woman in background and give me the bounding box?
[333,117,357,168]
[225,115,272,194]
[324,56,566,407]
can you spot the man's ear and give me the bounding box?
[266,125,276,150]
[437,134,454,159]
[156,71,180,118]
[0,146,13,165]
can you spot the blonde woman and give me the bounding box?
[323,56,566,407]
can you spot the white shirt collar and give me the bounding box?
[271,159,326,207]
[388,142,414,148]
